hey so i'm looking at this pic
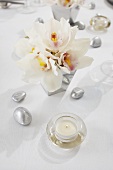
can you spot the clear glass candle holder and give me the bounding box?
[31,0,46,7]
[17,0,35,14]
[46,113,87,149]
[90,14,111,32]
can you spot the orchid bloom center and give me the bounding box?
[51,32,58,42]
[30,47,35,53]
[64,0,71,6]
[64,53,72,67]
[37,57,47,68]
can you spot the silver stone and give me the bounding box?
[88,2,96,9]
[90,36,102,48]
[13,107,32,126]
[96,13,101,16]
[73,21,85,30]
[35,17,44,23]
[12,91,26,103]
[71,87,84,99]
[0,2,10,9]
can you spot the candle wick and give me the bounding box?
[66,125,69,128]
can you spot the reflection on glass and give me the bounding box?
[31,0,46,6]
[17,0,35,14]
[101,60,113,78]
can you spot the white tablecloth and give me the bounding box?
[0,1,113,169]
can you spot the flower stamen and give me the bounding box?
[30,47,35,53]
[64,0,71,6]
[51,32,57,42]
[37,57,47,67]
[64,53,72,67]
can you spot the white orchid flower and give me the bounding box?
[17,50,62,92]
[25,18,78,53]
[57,38,93,73]
[24,22,43,39]
[15,38,33,58]
[15,18,93,93]
[44,18,78,52]
[15,37,45,58]
[57,0,85,7]
[45,0,84,7]
[57,0,74,7]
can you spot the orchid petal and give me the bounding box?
[59,66,70,74]
[41,68,62,92]
[50,58,59,75]
[24,22,39,39]
[24,28,36,39]
[76,56,94,69]
[15,38,32,58]
[70,38,90,57]
[17,53,43,81]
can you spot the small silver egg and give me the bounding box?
[74,21,85,30]
[88,2,96,9]
[69,18,85,30]
[90,36,102,48]
[13,107,32,126]
[35,17,44,23]
[71,87,84,99]
[12,91,26,103]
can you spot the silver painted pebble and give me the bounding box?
[88,2,96,9]
[12,91,26,102]
[71,87,84,99]
[90,36,102,48]
[35,17,44,23]
[74,21,86,30]
[13,107,32,126]
[70,20,85,30]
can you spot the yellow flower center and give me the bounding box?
[37,57,47,67]
[51,32,57,42]
[30,47,35,53]
[64,53,72,66]
[64,0,71,5]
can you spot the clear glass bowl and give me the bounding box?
[90,14,111,31]
[46,113,87,149]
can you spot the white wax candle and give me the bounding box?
[55,117,77,140]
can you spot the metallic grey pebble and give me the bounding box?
[12,91,26,102]
[35,17,44,23]
[70,20,85,30]
[13,107,32,126]
[71,87,84,99]
[74,21,85,30]
[90,36,102,48]
[88,2,96,9]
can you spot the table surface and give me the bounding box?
[0,0,113,170]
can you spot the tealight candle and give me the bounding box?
[46,113,87,149]
[55,117,78,142]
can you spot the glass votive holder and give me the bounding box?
[90,14,111,31]
[46,113,87,149]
